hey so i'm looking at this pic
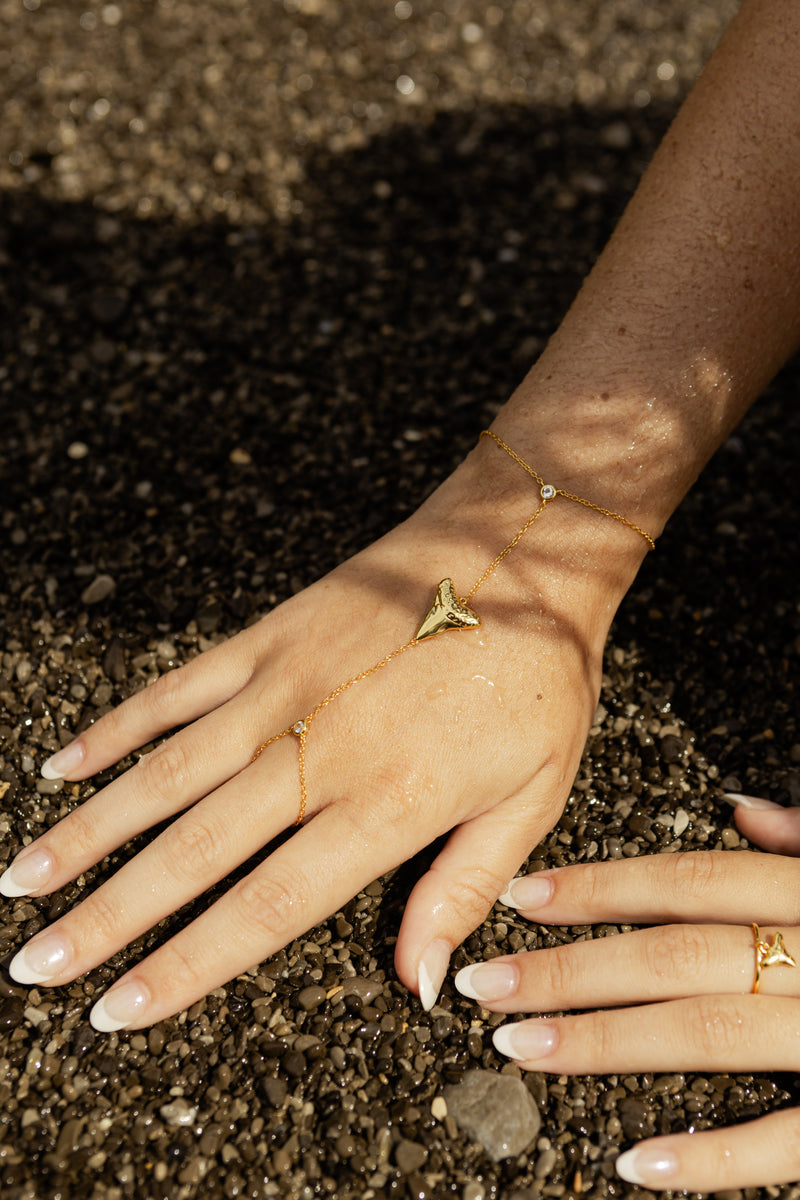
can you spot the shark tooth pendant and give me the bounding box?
[415,578,481,642]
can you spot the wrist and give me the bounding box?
[412,434,649,637]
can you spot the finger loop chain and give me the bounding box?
[751,923,797,994]
[252,429,657,825]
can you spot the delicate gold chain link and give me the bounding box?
[461,500,547,603]
[480,430,656,551]
[252,427,656,823]
[252,636,423,822]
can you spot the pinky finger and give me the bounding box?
[616,1107,800,1192]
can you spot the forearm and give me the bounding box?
[493,0,800,540]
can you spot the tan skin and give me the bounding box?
[2,0,799,1188]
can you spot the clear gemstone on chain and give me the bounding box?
[292,720,307,736]
[541,484,556,500]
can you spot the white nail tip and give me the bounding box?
[491,1025,520,1059]
[417,960,438,1012]
[89,996,131,1032]
[723,792,782,810]
[41,741,85,780]
[614,1148,648,1185]
[453,964,481,1000]
[0,871,34,898]
[8,949,54,986]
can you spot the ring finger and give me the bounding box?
[455,922,800,1011]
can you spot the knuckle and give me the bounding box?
[82,887,125,943]
[584,1008,615,1062]
[60,803,99,857]
[157,938,206,994]
[139,739,190,802]
[432,866,510,925]
[161,816,224,884]
[146,666,184,717]
[573,863,613,913]
[234,866,309,939]
[542,946,579,1001]
[353,762,432,839]
[664,851,718,902]
[689,995,746,1057]
[646,924,714,984]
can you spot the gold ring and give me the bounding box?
[752,923,797,994]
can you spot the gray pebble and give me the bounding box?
[81,574,116,605]
[394,1139,427,1173]
[443,1070,541,1161]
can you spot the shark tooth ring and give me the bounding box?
[752,924,797,994]
[252,429,656,825]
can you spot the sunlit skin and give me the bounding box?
[2,0,800,1190]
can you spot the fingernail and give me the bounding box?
[498,873,554,911]
[9,931,71,984]
[492,1020,558,1061]
[41,740,85,780]
[615,1143,679,1186]
[418,939,451,1011]
[0,848,54,897]
[455,961,519,1002]
[90,980,149,1031]
[723,792,782,811]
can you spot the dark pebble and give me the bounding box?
[297,985,327,1012]
[0,996,24,1030]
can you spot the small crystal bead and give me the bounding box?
[541,484,556,500]
[293,720,307,736]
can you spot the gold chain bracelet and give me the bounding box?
[252,429,656,823]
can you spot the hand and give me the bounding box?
[454,798,800,1193]
[1,443,629,1030]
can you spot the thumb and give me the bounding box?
[727,793,800,855]
[394,786,561,1010]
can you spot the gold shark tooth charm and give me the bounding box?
[415,578,481,642]
[752,924,797,993]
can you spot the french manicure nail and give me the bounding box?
[41,740,86,780]
[417,939,451,1011]
[498,873,554,911]
[90,981,149,1032]
[492,1020,558,1061]
[455,961,518,1002]
[0,848,54,897]
[615,1143,679,1186]
[9,931,71,984]
[723,792,783,811]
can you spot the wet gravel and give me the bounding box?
[2,1,800,1198]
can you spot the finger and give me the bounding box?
[86,791,443,1029]
[616,1107,800,1192]
[1,690,269,898]
[395,771,566,1010]
[729,795,800,855]
[455,922,800,1011]
[499,850,800,927]
[490,993,800,1075]
[39,626,259,781]
[7,735,302,988]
